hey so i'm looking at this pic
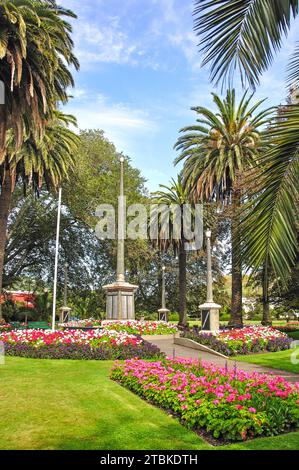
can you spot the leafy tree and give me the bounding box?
[0,113,79,317]
[4,130,152,315]
[175,89,273,326]
[0,0,79,317]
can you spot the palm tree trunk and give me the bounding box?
[261,262,272,326]
[229,191,243,328]
[178,248,187,327]
[0,171,12,319]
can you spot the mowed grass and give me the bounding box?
[236,349,299,374]
[0,357,298,450]
[288,331,299,341]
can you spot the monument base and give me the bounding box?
[103,281,138,320]
[59,306,71,323]
[158,308,170,322]
[199,302,221,333]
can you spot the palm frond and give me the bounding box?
[194,0,299,88]
[242,104,299,286]
[287,41,299,88]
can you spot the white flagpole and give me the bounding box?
[52,187,62,332]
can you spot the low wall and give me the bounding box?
[142,334,180,341]
[174,337,229,359]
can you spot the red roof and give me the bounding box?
[0,291,36,309]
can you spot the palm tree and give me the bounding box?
[193,0,299,289]
[151,176,191,327]
[0,0,79,154]
[0,112,80,317]
[0,1,79,317]
[175,89,273,327]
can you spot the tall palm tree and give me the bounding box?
[0,112,80,317]
[175,89,273,327]
[193,0,299,288]
[151,176,191,327]
[0,0,79,317]
[0,0,79,154]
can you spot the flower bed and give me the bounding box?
[111,358,299,442]
[275,322,299,333]
[0,321,11,332]
[101,320,178,335]
[0,329,163,360]
[182,326,292,356]
[59,318,102,328]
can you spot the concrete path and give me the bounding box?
[147,336,299,384]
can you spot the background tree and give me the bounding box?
[151,175,200,327]
[175,89,273,327]
[2,130,153,319]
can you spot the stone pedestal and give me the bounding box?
[59,306,71,323]
[103,281,138,320]
[158,308,170,322]
[199,302,221,333]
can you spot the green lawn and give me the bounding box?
[288,331,299,341]
[236,349,299,374]
[0,357,298,450]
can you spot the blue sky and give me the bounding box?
[61,0,299,192]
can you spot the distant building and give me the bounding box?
[0,291,36,309]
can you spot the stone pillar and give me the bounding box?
[59,306,71,323]
[199,230,221,333]
[158,265,170,321]
[59,263,71,323]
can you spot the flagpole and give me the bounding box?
[52,187,62,332]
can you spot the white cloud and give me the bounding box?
[75,19,142,66]
[167,31,200,68]
[66,92,157,154]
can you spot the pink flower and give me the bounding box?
[248,407,256,413]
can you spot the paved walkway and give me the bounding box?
[147,337,299,384]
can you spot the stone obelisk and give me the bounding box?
[103,156,138,320]
[199,230,221,333]
[158,266,170,321]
